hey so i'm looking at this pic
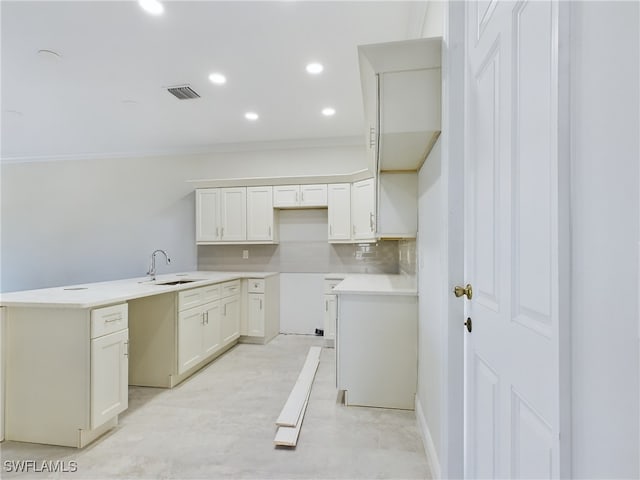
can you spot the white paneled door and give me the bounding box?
[464,1,562,478]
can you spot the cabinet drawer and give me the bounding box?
[248,278,265,293]
[324,279,344,294]
[220,280,241,298]
[179,283,226,311]
[178,288,204,311]
[201,284,221,303]
[91,303,128,339]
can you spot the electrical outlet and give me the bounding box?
[242,250,249,259]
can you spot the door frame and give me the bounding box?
[441,1,572,477]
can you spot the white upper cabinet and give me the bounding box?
[300,184,328,207]
[359,54,379,175]
[358,37,442,172]
[328,183,352,242]
[273,185,300,208]
[219,187,246,241]
[196,187,247,243]
[247,186,277,242]
[351,178,376,241]
[196,189,221,242]
[377,172,418,238]
[378,68,441,171]
[273,184,327,208]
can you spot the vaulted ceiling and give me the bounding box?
[1,1,426,161]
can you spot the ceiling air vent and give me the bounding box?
[167,85,200,100]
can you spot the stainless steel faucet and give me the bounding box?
[147,249,171,281]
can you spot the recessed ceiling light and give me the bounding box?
[139,0,164,16]
[322,107,336,116]
[245,112,259,121]
[208,73,227,85]
[306,63,324,74]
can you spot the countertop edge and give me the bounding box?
[0,271,279,309]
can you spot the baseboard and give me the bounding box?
[415,395,441,479]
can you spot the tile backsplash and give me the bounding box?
[398,239,417,276]
[198,209,399,274]
[197,241,399,274]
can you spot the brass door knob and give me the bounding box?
[454,284,473,300]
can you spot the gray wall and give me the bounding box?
[570,2,639,477]
[1,144,365,292]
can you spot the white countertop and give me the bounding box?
[325,273,347,280]
[0,271,278,309]
[332,274,417,296]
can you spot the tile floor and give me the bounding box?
[1,334,431,479]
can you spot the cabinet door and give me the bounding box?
[196,189,221,242]
[202,302,221,356]
[328,183,352,242]
[360,55,379,174]
[273,185,300,207]
[247,186,275,241]
[221,295,241,345]
[247,293,265,337]
[300,184,328,207]
[220,187,247,241]
[323,294,337,344]
[178,308,204,374]
[352,178,376,240]
[91,329,129,429]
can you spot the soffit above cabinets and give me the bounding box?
[358,37,443,173]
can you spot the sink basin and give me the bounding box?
[153,279,203,286]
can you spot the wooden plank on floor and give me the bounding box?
[275,346,321,427]
[273,392,310,447]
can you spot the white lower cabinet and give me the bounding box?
[323,276,343,348]
[5,303,129,447]
[221,294,240,345]
[337,293,417,410]
[91,328,129,429]
[323,294,337,347]
[178,306,207,374]
[240,275,280,344]
[178,300,222,375]
[202,302,222,355]
[247,293,265,337]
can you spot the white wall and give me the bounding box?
[415,2,465,478]
[416,139,444,475]
[421,1,444,38]
[570,2,640,477]
[0,143,366,292]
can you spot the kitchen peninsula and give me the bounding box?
[0,271,279,447]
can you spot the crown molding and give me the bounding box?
[0,135,364,165]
